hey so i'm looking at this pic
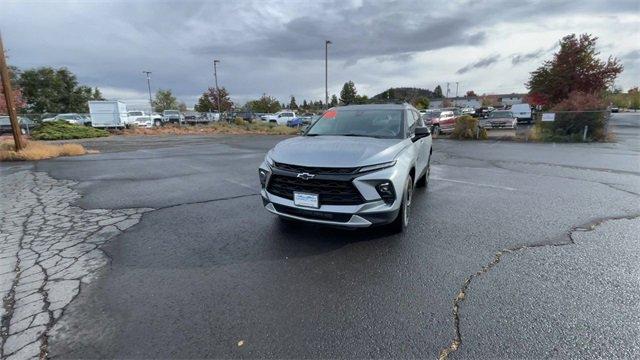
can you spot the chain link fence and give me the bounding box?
[532,110,611,141]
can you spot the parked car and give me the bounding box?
[610,106,619,113]
[261,111,297,125]
[127,111,161,127]
[482,110,518,130]
[162,110,184,124]
[0,116,36,135]
[286,116,312,127]
[236,111,258,122]
[259,103,432,233]
[461,107,475,115]
[473,107,494,119]
[42,113,90,125]
[424,110,456,134]
[510,103,532,124]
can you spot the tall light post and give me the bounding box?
[213,59,221,116]
[325,40,331,109]
[142,71,153,114]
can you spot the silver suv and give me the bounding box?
[258,104,432,232]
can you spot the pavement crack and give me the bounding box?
[438,213,640,360]
[0,171,150,359]
[152,193,259,211]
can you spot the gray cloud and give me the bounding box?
[1,0,639,105]
[512,49,546,65]
[457,55,501,74]
[623,50,640,61]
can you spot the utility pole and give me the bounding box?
[446,82,450,98]
[455,82,459,98]
[213,59,221,116]
[325,40,331,109]
[142,71,153,115]
[0,32,24,150]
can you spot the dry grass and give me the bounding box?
[0,141,87,161]
[122,121,299,136]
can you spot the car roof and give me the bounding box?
[333,103,412,111]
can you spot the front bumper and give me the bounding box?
[259,161,406,228]
[262,194,398,227]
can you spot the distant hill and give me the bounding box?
[371,87,436,102]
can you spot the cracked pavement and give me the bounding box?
[0,172,150,359]
[0,113,638,359]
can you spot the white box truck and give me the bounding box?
[88,100,128,128]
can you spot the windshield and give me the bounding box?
[306,109,404,139]
[426,111,441,118]
[164,111,179,115]
[490,111,513,118]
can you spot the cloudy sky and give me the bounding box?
[2,0,639,109]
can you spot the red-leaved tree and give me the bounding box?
[526,34,623,109]
[0,87,26,114]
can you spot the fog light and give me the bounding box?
[259,169,269,187]
[376,181,396,204]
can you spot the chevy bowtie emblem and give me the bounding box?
[296,172,316,180]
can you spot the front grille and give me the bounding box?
[267,174,364,205]
[273,162,357,175]
[273,204,352,222]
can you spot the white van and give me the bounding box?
[510,103,532,124]
[89,101,128,128]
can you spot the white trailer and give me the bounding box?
[89,100,128,128]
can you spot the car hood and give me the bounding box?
[270,136,407,167]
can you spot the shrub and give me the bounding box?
[450,115,487,140]
[542,91,609,141]
[31,120,109,140]
[0,141,87,161]
[233,117,246,126]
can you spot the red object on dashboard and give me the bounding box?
[324,109,337,119]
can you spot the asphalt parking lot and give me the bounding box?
[1,114,639,359]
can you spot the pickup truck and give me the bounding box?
[261,111,297,125]
[162,110,184,124]
[127,111,162,127]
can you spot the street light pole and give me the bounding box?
[213,59,221,117]
[142,71,153,115]
[325,40,331,109]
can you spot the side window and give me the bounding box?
[414,110,424,127]
[406,110,416,136]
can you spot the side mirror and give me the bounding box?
[413,127,431,141]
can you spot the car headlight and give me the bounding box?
[358,160,396,173]
[264,152,274,168]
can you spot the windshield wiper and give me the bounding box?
[305,133,321,136]
[342,133,379,138]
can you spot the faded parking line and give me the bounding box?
[432,177,518,191]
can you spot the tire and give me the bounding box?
[154,120,162,127]
[416,157,430,188]
[389,175,413,233]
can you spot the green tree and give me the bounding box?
[354,94,369,104]
[433,85,443,98]
[92,87,104,100]
[330,94,338,107]
[17,67,103,113]
[414,97,430,109]
[465,90,477,97]
[153,89,178,112]
[339,81,358,105]
[526,33,623,108]
[207,87,233,112]
[289,96,298,109]
[246,94,281,113]
[302,99,308,109]
[194,92,214,112]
